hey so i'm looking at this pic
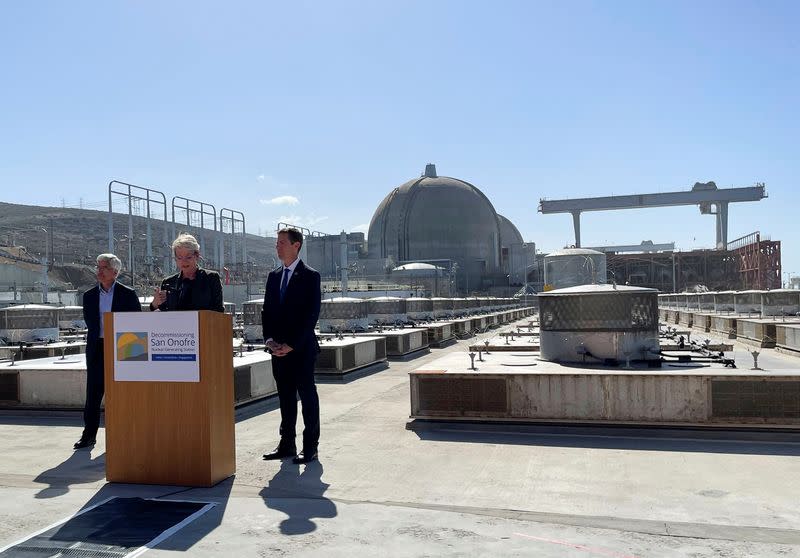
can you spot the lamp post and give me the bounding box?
[116,233,147,288]
[37,226,49,303]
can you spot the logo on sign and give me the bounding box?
[116,332,149,361]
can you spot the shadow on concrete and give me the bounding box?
[152,475,235,552]
[235,395,281,423]
[260,460,337,535]
[316,362,390,384]
[0,410,83,427]
[33,449,106,499]
[408,420,800,456]
[387,348,431,362]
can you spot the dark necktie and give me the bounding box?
[279,268,290,302]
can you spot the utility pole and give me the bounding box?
[38,226,49,303]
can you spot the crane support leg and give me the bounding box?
[717,202,729,249]
[572,211,582,248]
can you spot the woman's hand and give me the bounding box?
[151,287,167,309]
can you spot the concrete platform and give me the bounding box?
[0,340,86,362]
[317,336,387,375]
[690,312,713,332]
[1,319,800,556]
[357,328,430,358]
[776,324,800,356]
[468,316,487,333]
[469,335,540,352]
[0,351,275,409]
[232,351,277,405]
[737,318,800,348]
[666,309,681,325]
[450,317,474,338]
[425,322,456,347]
[409,350,800,427]
[711,315,739,339]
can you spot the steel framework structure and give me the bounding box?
[728,232,782,290]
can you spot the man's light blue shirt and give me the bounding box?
[98,282,115,339]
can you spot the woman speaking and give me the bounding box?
[149,233,224,312]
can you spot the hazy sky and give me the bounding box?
[1,1,797,278]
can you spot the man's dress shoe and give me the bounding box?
[73,437,96,450]
[292,450,318,464]
[262,447,297,460]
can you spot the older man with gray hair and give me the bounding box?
[74,253,141,450]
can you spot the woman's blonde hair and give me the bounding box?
[172,233,200,255]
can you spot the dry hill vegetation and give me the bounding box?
[0,202,276,291]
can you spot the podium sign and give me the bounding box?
[113,312,200,382]
[104,310,235,487]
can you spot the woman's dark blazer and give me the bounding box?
[153,268,224,312]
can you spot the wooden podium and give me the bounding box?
[103,310,235,487]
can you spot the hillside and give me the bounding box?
[0,201,276,291]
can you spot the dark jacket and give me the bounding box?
[154,268,224,312]
[82,281,142,361]
[261,260,321,353]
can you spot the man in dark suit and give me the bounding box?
[74,253,142,449]
[262,228,321,464]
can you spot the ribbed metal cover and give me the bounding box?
[712,380,800,420]
[464,297,480,309]
[714,292,735,311]
[761,290,800,316]
[539,288,658,332]
[57,306,83,320]
[320,298,367,319]
[416,376,508,415]
[242,300,263,325]
[0,372,19,402]
[341,346,356,370]
[366,297,407,315]
[406,298,433,312]
[431,297,454,311]
[317,348,337,369]
[234,366,252,403]
[734,290,762,309]
[0,305,58,329]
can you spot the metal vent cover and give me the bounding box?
[241,301,263,325]
[375,339,386,360]
[320,299,367,319]
[341,346,356,370]
[416,377,508,415]
[234,366,252,402]
[385,336,400,354]
[316,349,336,370]
[539,292,658,332]
[0,372,19,402]
[712,380,800,420]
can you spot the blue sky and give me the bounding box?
[1,1,798,279]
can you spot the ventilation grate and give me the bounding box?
[341,346,356,371]
[233,366,252,403]
[417,377,508,416]
[712,380,800,420]
[0,372,19,402]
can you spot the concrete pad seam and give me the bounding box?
[169,482,800,547]
[327,498,800,546]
